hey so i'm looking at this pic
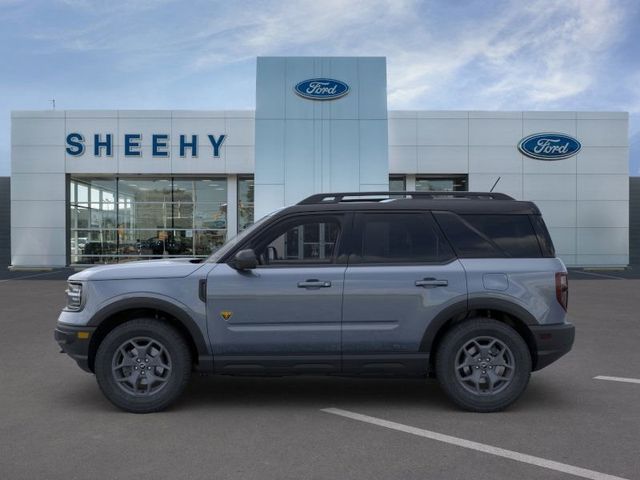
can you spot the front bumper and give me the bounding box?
[54,324,96,373]
[530,322,575,371]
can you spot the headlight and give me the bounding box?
[65,282,84,311]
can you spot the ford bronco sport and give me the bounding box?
[55,191,574,413]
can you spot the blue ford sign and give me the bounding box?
[294,78,349,100]
[518,132,581,160]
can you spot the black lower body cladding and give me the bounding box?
[530,322,575,371]
[54,324,96,372]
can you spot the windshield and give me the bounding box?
[206,211,276,263]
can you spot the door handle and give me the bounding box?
[297,279,332,289]
[415,278,448,288]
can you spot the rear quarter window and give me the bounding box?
[530,215,555,257]
[434,212,544,258]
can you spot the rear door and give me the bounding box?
[341,211,467,374]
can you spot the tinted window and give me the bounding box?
[530,215,555,257]
[253,216,341,265]
[354,213,454,264]
[434,212,542,258]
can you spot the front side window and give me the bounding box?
[353,213,454,264]
[252,216,342,266]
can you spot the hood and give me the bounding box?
[69,258,206,281]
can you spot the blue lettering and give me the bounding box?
[64,132,228,158]
[93,133,112,156]
[124,134,141,156]
[152,134,169,157]
[179,134,198,157]
[65,133,85,156]
[207,134,226,157]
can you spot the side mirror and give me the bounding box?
[231,249,257,270]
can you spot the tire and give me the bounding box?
[95,319,192,413]
[435,318,531,412]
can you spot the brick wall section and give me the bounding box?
[630,177,640,266]
[0,177,9,267]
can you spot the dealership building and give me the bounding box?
[8,56,630,268]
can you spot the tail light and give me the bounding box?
[555,272,568,311]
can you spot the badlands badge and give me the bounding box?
[220,311,233,321]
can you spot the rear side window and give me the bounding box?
[352,212,455,264]
[434,212,543,258]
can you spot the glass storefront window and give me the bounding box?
[172,179,196,203]
[69,178,118,264]
[69,177,227,264]
[195,203,226,230]
[118,178,173,203]
[77,184,89,206]
[238,176,254,232]
[389,176,406,191]
[415,175,468,192]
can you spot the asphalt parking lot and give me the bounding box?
[1,274,639,480]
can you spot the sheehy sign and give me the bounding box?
[65,133,227,158]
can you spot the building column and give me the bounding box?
[406,174,416,191]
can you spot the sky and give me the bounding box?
[0,0,639,176]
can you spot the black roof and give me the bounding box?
[277,191,541,215]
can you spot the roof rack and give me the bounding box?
[297,191,514,205]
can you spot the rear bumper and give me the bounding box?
[54,324,96,373]
[530,322,575,371]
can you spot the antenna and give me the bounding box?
[490,176,501,192]
[50,98,56,110]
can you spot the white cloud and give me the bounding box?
[386,0,626,109]
[12,0,635,111]
[190,0,417,69]
[477,0,624,107]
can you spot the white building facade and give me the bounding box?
[10,56,629,268]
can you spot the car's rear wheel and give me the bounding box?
[435,318,531,412]
[95,319,191,413]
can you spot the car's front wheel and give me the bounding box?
[95,319,191,413]
[435,318,531,412]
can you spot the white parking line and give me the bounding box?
[322,408,629,480]
[594,375,640,385]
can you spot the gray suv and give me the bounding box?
[55,191,574,413]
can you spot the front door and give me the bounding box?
[206,213,349,374]
[341,212,467,374]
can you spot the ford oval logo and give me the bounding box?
[294,78,350,101]
[518,132,581,160]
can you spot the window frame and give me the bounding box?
[348,211,457,266]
